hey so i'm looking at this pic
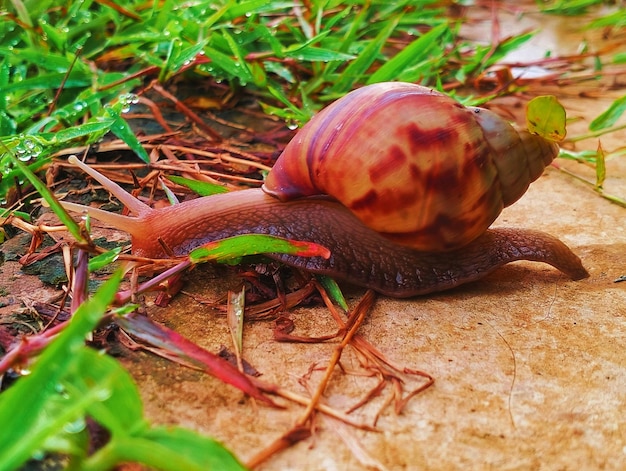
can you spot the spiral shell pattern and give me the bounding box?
[263,82,559,251]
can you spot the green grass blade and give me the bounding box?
[88,247,123,272]
[166,175,230,195]
[367,23,448,84]
[317,275,349,312]
[189,234,331,264]
[67,348,145,436]
[104,106,150,163]
[589,94,626,131]
[329,14,400,94]
[86,429,246,471]
[5,153,86,243]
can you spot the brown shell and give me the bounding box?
[263,82,559,251]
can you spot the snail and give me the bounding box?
[59,82,588,298]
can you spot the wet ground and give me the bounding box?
[1,3,625,470]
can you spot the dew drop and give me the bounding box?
[118,93,138,113]
[63,417,86,434]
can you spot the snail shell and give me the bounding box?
[263,82,558,251]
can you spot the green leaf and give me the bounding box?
[0,271,122,471]
[284,46,355,62]
[613,52,626,64]
[189,234,331,264]
[204,45,247,79]
[587,9,626,29]
[317,276,349,312]
[539,0,602,15]
[526,95,567,142]
[0,209,31,220]
[67,348,145,436]
[589,95,626,131]
[89,428,246,471]
[140,427,246,470]
[166,175,230,196]
[0,70,92,92]
[88,247,123,272]
[48,120,116,142]
[595,143,606,189]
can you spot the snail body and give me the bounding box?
[61,82,588,297]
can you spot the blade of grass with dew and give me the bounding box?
[0,70,93,93]
[284,46,355,62]
[104,105,150,163]
[261,84,313,124]
[63,348,145,438]
[0,119,116,199]
[3,318,246,470]
[0,120,115,195]
[204,45,250,80]
[0,155,48,202]
[221,31,255,85]
[44,89,125,131]
[223,0,294,20]
[4,152,86,243]
[161,40,208,82]
[0,58,15,135]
